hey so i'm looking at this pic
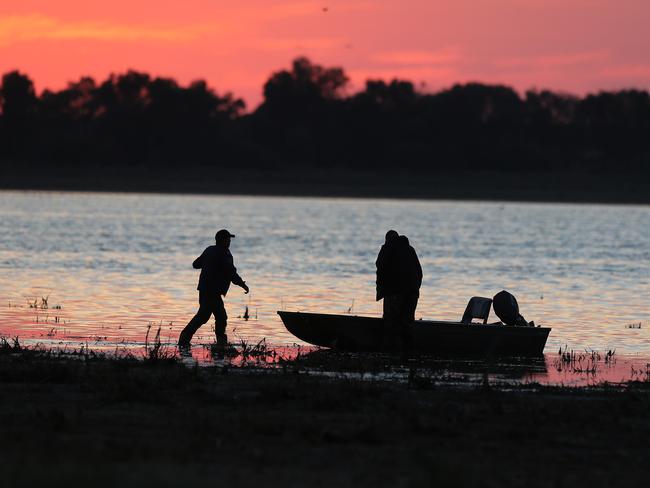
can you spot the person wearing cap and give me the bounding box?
[179,229,249,348]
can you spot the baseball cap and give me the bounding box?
[215,229,236,241]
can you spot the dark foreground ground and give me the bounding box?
[1,347,650,488]
[2,163,650,204]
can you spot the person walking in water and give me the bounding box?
[179,229,249,348]
[376,231,422,357]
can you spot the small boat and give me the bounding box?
[277,311,551,356]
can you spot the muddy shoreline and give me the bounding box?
[1,346,649,487]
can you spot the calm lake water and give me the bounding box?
[1,191,649,367]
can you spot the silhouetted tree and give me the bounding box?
[250,58,350,165]
[0,71,38,120]
[40,77,97,119]
[260,57,348,117]
[0,71,39,157]
[573,90,650,170]
[0,58,649,173]
[525,90,577,126]
[357,79,418,107]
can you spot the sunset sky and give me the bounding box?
[1,0,649,108]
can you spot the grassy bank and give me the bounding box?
[1,344,649,487]
[1,163,650,204]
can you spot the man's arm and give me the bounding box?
[412,248,423,287]
[219,250,249,294]
[192,250,206,269]
[376,246,389,301]
[376,245,387,268]
[231,270,249,294]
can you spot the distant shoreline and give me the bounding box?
[1,163,649,204]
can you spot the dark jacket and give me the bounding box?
[376,240,397,300]
[193,245,245,296]
[376,236,422,300]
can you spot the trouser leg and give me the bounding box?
[213,295,228,342]
[400,292,419,355]
[179,293,214,345]
[383,295,404,351]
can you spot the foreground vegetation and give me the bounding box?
[1,341,649,487]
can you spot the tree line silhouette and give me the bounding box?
[1,57,649,172]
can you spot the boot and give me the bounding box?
[216,332,228,346]
[178,329,192,348]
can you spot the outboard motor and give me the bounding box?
[492,290,531,326]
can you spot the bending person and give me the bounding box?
[376,231,422,357]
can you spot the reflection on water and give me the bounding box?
[10,337,649,388]
[276,348,650,388]
[0,191,649,357]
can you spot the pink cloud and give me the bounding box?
[496,50,611,69]
[0,14,219,46]
[252,37,347,52]
[371,47,461,67]
[600,64,650,78]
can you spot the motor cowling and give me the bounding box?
[492,290,530,326]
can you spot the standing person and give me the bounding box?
[376,232,422,357]
[179,229,249,349]
[376,230,400,301]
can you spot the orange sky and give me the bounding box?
[1,0,649,108]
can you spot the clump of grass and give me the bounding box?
[629,363,650,383]
[240,338,275,360]
[206,341,236,358]
[28,296,50,310]
[144,324,173,362]
[554,346,616,374]
[0,336,21,353]
[206,337,278,365]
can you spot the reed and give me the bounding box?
[0,336,21,353]
[144,324,174,362]
[554,346,616,374]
